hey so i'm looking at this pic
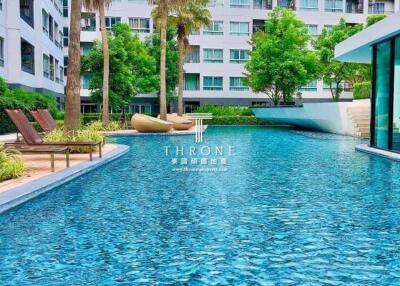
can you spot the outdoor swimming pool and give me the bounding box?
[1,126,400,285]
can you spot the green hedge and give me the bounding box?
[0,77,58,134]
[353,81,371,100]
[205,116,269,125]
[195,105,254,116]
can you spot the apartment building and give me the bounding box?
[61,0,399,113]
[0,0,65,107]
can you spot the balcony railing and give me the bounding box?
[253,0,273,9]
[345,1,363,13]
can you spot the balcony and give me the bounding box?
[278,0,296,9]
[253,0,273,9]
[368,1,394,14]
[253,19,265,33]
[185,46,200,63]
[346,0,363,13]
[81,13,96,32]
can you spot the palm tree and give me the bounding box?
[82,0,111,125]
[65,0,82,131]
[150,0,187,120]
[171,0,210,115]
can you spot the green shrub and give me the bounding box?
[195,105,254,116]
[43,128,104,153]
[366,15,386,27]
[104,121,121,131]
[205,116,269,125]
[0,78,59,134]
[0,144,26,182]
[353,81,371,100]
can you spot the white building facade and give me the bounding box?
[1,0,399,113]
[63,0,399,113]
[0,0,65,106]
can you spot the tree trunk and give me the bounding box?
[177,35,184,116]
[64,0,82,131]
[159,9,168,121]
[99,0,110,126]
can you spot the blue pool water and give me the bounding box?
[1,126,400,285]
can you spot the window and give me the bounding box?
[59,31,63,48]
[230,49,249,63]
[59,66,64,83]
[253,19,265,33]
[42,9,49,35]
[230,77,249,91]
[392,38,400,150]
[21,39,35,74]
[253,0,273,9]
[374,41,390,149]
[184,74,200,90]
[203,21,223,35]
[230,0,250,8]
[64,56,68,76]
[81,13,96,31]
[54,22,59,45]
[20,0,34,27]
[81,43,92,55]
[300,0,318,10]
[203,49,223,63]
[203,77,223,90]
[63,27,69,47]
[299,80,317,91]
[230,22,249,36]
[49,15,54,41]
[186,46,200,63]
[82,74,92,89]
[325,0,343,12]
[49,55,54,80]
[55,59,59,82]
[307,24,318,37]
[278,0,295,8]
[105,17,121,30]
[369,2,385,14]
[129,18,150,33]
[43,54,50,78]
[63,0,68,17]
[0,37,4,67]
[208,0,224,7]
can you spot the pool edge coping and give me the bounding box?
[356,144,400,161]
[0,144,130,214]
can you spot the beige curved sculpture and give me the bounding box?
[131,113,173,133]
[158,113,193,130]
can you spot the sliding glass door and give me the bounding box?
[392,38,400,150]
[374,41,390,149]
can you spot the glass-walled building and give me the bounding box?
[335,12,400,155]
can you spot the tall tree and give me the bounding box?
[65,0,82,131]
[313,19,363,101]
[170,0,210,115]
[81,24,158,111]
[150,0,186,120]
[145,27,179,104]
[82,0,111,125]
[245,8,318,105]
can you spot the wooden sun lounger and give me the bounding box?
[5,109,102,161]
[5,144,70,172]
[30,109,57,132]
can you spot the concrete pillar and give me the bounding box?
[363,0,369,15]
[395,0,400,12]
[6,0,21,84]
